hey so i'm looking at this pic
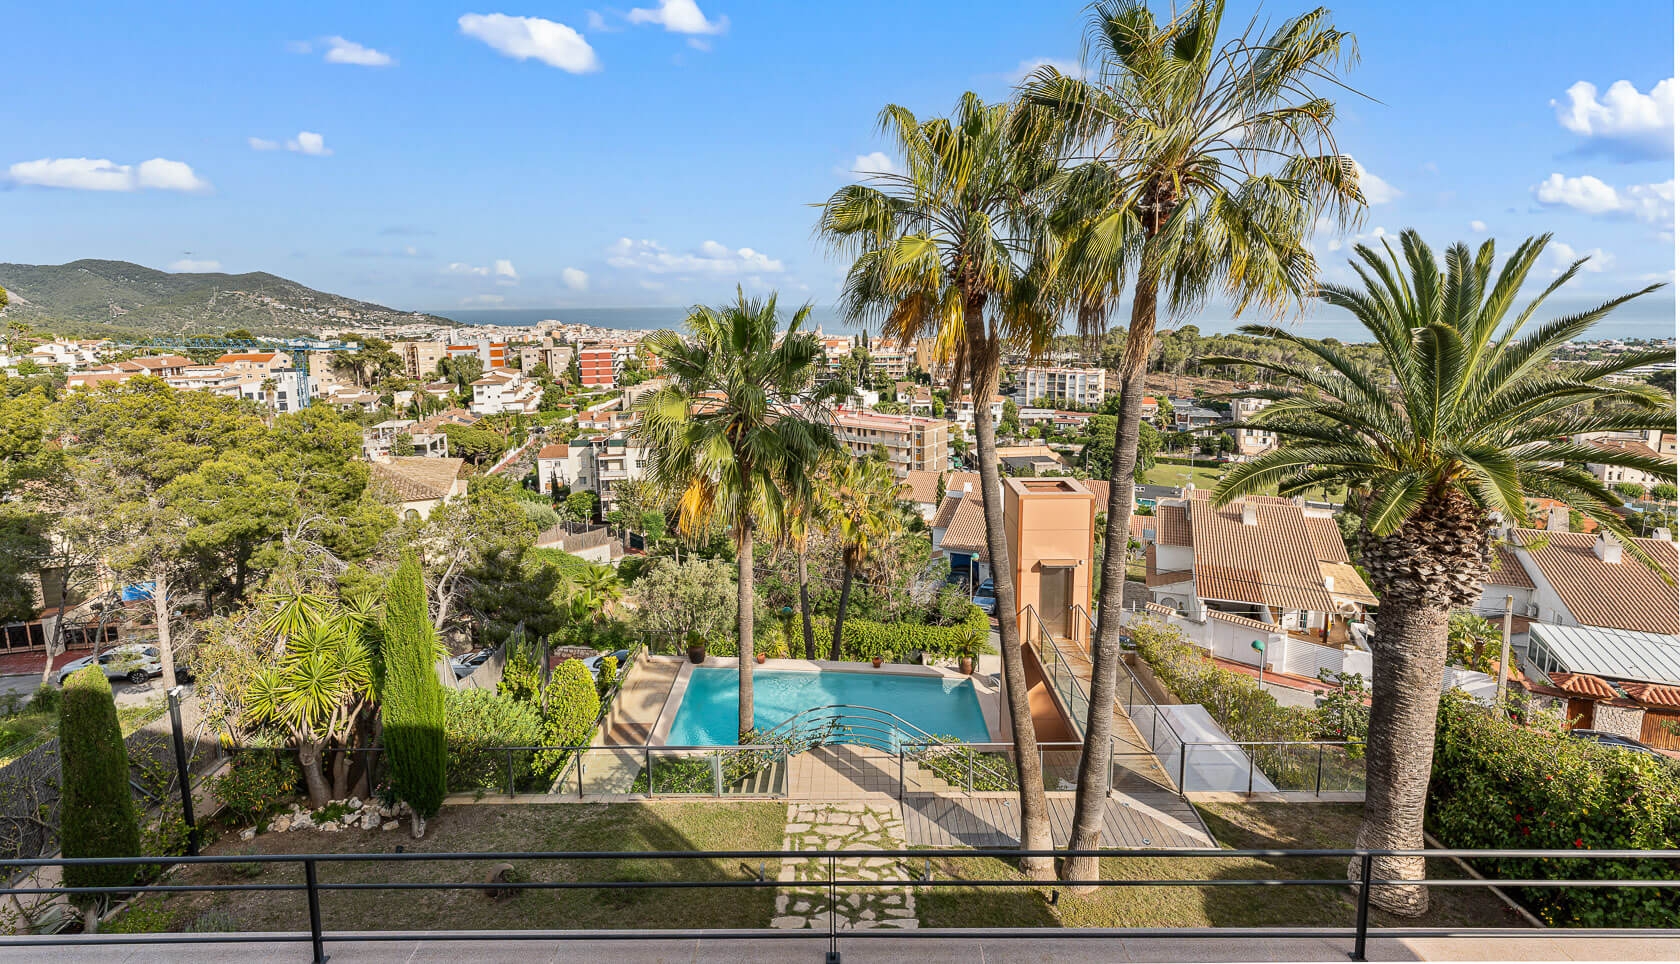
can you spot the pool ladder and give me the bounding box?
[757,704,1016,791]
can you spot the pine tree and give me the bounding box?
[59,666,140,927]
[382,553,447,835]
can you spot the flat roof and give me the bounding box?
[1528,622,1680,685]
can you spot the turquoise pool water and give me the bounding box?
[666,668,990,747]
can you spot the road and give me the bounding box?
[0,671,176,708]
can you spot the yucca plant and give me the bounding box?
[1207,230,1675,914]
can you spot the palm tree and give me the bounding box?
[819,457,905,659]
[1206,231,1674,914]
[637,290,844,740]
[1016,0,1364,882]
[817,92,1062,877]
[768,469,824,660]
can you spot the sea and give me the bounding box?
[433,293,1678,343]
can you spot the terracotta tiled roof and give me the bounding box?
[1143,602,1178,617]
[537,444,570,459]
[1619,681,1680,708]
[936,495,990,559]
[1187,489,1294,504]
[1129,513,1150,540]
[1512,529,1679,634]
[1487,545,1535,589]
[931,494,965,530]
[900,470,981,506]
[1305,515,1348,563]
[1207,609,1276,631]
[215,352,282,364]
[368,457,465,504]
[1186,498,1375,614]
[1588,438,1663,462]
[1321,562,1378,606]
[1084,479,1110,508]
[1156,504,1191,546]
[1548,671,1620,701]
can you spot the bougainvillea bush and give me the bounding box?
[1427,693,1680,926]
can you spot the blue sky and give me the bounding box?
[4,0,1675,330]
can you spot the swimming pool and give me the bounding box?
[665,667,991,747]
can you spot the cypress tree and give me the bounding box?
[59,666,140,923]
[382,553,447,835]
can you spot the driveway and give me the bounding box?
[0,672,177,708]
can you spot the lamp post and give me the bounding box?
[1250,639,1266,689]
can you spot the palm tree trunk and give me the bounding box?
[736,522,755,741]
[151,566,176,687]
[797,543,815,660]
[966,315,1053,879]
[830,564,855,661]
[1352,599,1450,915]
[1064,274,1159,886]
[297,743,331,808]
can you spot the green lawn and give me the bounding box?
[109,802,787,935]
[1142,462,1224,489]
[917,802,1527,930]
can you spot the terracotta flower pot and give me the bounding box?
[755,653,766,664]
[871,657,883,668]
[686,645,707,665]
[959,656,974,675]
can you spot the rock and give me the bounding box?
[347,797,362,811]
[272,816,292,833]
[359,813,380,831]
[381,820,399,831]
[770,916,807,929]
[319,822,340,833]
[378,805,394,819]
[239,828,256,842]
[484,863,522,901]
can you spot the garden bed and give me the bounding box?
[107,802,786,935]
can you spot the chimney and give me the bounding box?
[1593,531,1623,564]
[1323,574,1335,592]
[1241,503,1258,526]
[962,482,973,495]
[1545,505,1569,532]
[1656,528,1673,542]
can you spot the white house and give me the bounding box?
[469,368,541,416]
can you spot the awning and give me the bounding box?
[1037,559,1080,568]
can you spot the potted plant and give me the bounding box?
[871,655,883,668]
[685,630,707,665]
[955,625,983,675]
[756,652,767,665]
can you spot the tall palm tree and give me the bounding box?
[1016,0,1364,882]
[1206,231,1674,914]
[768,468,824,660]
[637,291,844,740]
[817,92,1062,877]
[819,457,905,659]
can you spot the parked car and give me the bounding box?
[1568,729,1660,756]
[450,648,497,679]
[972,577,998,615]
[56,645,191,687]
[585,649,631,680]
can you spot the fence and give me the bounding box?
[3,846,1675,963]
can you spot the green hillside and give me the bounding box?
[0,259,449,337]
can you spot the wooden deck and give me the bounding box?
[901,792,1215,850]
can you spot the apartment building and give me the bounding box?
[536,443,592,494]
[578,343,637,389]
[1227,396,1277,459]
[833,408,952,479]
[446,340,508,369]
[866,337,913,381]
[954,394,1007,427]
[1020,366,1107,408]
[469,368,541,415]
[395,340,448,379]
[518,341,574,376]
[215,351,292,376]
[1573,428,1676,489]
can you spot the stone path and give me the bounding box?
[771,802,918,931]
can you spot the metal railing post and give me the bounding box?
[1178,743,1188,790]
[304,858,326,964]
[966,752,974,793]
[644,746,652,796]
[1316,743,1325,796]
[828,853,839,958]
[1351,852,1373,961]
[898,748,905,800]
[1247,748,1255,796]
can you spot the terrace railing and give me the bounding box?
[5,846,1676,964]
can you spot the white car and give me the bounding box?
[57,645,189,687]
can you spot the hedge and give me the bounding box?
[1427,693,1680,926]
[808,605,992,664]
[59,666,141,904]
[444,689,545,792]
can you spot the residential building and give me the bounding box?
[320,385,380,412]
[215,351,292,376]
[577,345,627,389]
[930,490,990,586]
[954,394,1006,427]
[900,470,983,521]
[364,419,448,459]
[367,456,466,521]
[1174,405,1224,433]
[1227,397,1276,459]
[536,443,592,495]
[1476,528,1678,645]
[20,339,109,370]
[1020,366,1106,408]
[866,337,914,381]
[1521,622,1680,750]
[469,368,541,416]
[231,368,309,413]
[588,431,650,511]
[395,340,448,379]
[818,333,857,377]
[1144,492,1376,645]
[1002,477,1097,641]
[832,408,952,479]
[446,340,508,369]
[894,382,934,415]
[1582,436,1673,489]
[1140,397,1159,421]
[518,341,573,376]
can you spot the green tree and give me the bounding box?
[381,555,447,835]
[1612,481,1646,501]
[629,557,739,647]
[564,489,597,524]
[441,423,506,465]
[1000,398,1020,436]
[413,475,538,631]
[59,666,141,931]
[817,92,1062,877]
[637,292,842,740]
[1019,0,1363,884]
[392,432,416,457]
[1446,612,1500,673]
[1207,231,1674,913]
[819,458,905,659]
[1652,482,1678,502]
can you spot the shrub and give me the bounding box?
[444,689,545,792]
[382,555,448,821]
[545,659,599,748]
[59,666,141,905]
[1427,693,1680,927]
[1129,619,1313,743]
[212,752,301,823]
[809,605,992,664]
[26,684,60,714]
[596,656,619,693]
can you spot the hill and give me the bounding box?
[0,259,449,337]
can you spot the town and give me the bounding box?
[0,0,1675,961]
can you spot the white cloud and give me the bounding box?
[494,259,518,280]
[459,13,601,73]
[687,37,711,51]
[607,237,785,275]
[447,259,519,282]
[1552,78,1674,160]
[561,267,590,291]
[461,294,506,305]
[627,0,727,35]
[248,137,279,151]
[1534,173,1674,225]
[1352,160,1400,205]
[1009,57,1084,82]
[285,132,331,156]
[584,11,616,32]
[1326,226,1389,254]
[8,156,210,192]
[848,151,899,177]
[1469,220,1487,233]
[323,36,394,66]
[167,258,221,272]
[1546,241,1615,280]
